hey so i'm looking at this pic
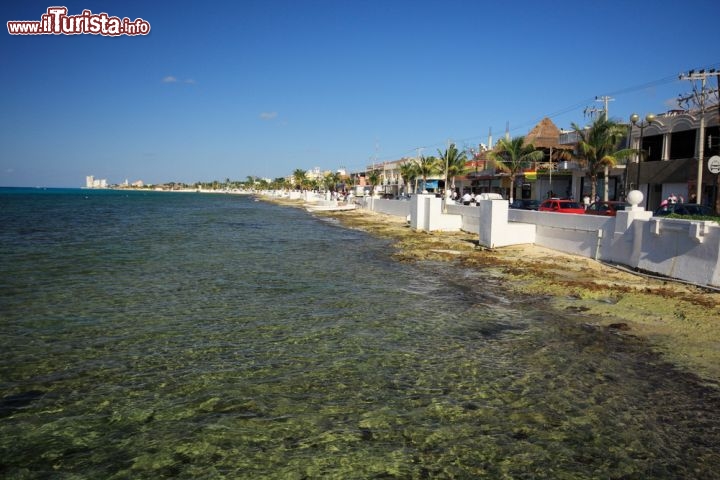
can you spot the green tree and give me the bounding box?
[438,143,469,193]
[399,160,419,195]
[571,116,632,202]
[367,169,381,196]
[416,155,440,192]
[307,178,320,191]
[272,177,288,190]
[488,136,544,203]
[292,169,307,190]
[323,171,341,193]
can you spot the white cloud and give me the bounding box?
[162,76,196,85]
[259,112,278,120]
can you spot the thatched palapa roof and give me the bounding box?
[524,117,571,150]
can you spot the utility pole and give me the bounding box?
[596,95,614,120]
[599,96,613,201]
[679,68,720,204]
[443,139,451,213]
[586,95,614,200]
[414,147,423,194]
[548,146,553,196]
[583,96,613,121]
[373,139,378,171]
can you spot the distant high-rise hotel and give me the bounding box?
[85,175,108,189]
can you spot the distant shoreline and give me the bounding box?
[0,186,255,195]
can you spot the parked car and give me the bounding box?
[654,203,716,217]
[538,199,586,214]
[584,201,627,216]
[510,199,541,210]
[476,192,504,201]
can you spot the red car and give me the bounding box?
[584,201,627,216]
[538,199,586,214]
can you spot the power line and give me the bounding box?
[362,63,720,166]
[678,67,720,204]
[288,63,720,174]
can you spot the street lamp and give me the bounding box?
[630,112,656,192]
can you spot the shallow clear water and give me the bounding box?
[1,188,719,479]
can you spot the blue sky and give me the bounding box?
[2,0,719,187]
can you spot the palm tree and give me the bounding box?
[438,143,469,194]
[272,177,287,191]
[416,155,440,192]
[292,169,307,190]
[367,169,381,196]
[323,171,341,193]
[572,116,632,202]
[342,173,354,193]
[488,136,544,203]
[399,160,419,195]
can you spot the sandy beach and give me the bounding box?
[268,196,720,385]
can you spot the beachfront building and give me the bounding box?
[360,158,416,197]
[346,170,368,192]
[345,104,720,210]
[85,175,108,189]
[518,118,576,201]
[456,146,504,197]
[455,119,581,201]
[625,104,720,211]
[468,118,628,204]
[305,167,326,184]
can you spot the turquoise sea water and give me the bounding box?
[1,187,719,479]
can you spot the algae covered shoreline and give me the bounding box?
[267,196,720,385]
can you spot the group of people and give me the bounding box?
[452,190,487,206]
[581,195,599,208]
[659,193,685,208]
[328,190,353,202]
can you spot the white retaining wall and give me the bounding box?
[362,197,412,218]
[447,204,480,232]
[409,195,462,232]
[638,217,720,286]
[313,191,720,288]
[477,200,536,248]
[509,209,614,260]
[508,206,720,287]
[288,191,304,200]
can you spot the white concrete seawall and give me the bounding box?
[358,193,720,288]
[361,197,413,219]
